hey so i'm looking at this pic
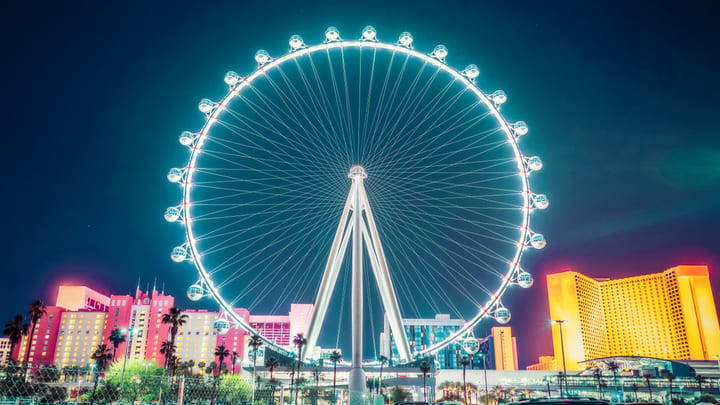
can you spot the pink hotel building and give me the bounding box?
[11,284,313,369]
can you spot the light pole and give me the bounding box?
[551,320,569,397]
[120,328,139,388]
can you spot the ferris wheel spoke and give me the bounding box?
[323,48,352,148]
[377,215,466,316]
[219,210,336,295]
[303,53,351,156]
[256,71,344,163]
[365,52,410,155]
[339,46,356,159]
[359,45,377,159]
[376,210,479,317]
[362,50,398,160]
[375,197,513,276]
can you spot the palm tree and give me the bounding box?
[592,367,603,397]
[160,307,187,369]
[461,356,471,405]
[643,375,653,402]
[288,359,297,396]
[24,300,46,364]
[159,341,174,363]
[378,355,388,396]
[666,372,675,404]
[198,361,206,375]
[695,374,706,394]
[329,351,342,394]
[266,356,279,380]
[605,360,620,396]
[231,351,238,374]
[214,344,230,374]
[248,334,264,378]
[419,360,432,403]
[108,328,126,361]
[293,333,307,404]
[3,315,28,363]
[630,383,639,402]
[89,344,112,405]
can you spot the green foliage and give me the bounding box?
[217,373,252,403]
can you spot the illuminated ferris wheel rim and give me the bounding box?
[167,27,546,365]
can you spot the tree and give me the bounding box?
[293,333,307,404]
[3,314,28,362]
[630,383,639,402]
[288,359,297,397]
[643,375,653,402]
[265,356,279,380]
[329,350,342,394]
[198,361,206,375]
[108,328,126,361]
[159,341,174,365]
[605,360,620,395]
[378,355,388,396]
[248,334,264,379]
[461,356,471,405]
[419,360,432,403]
[231,351,238,374]
[89,344,113,405]
[666,372,675,404]
[592,367,603,397]
[160,307,187,370]
[215,344,230,375]
[24,300,46,364]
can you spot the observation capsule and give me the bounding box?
[255,50,271,65]
[289,34,305,51]
[461,337,480,354]
[398,32,413,47]
[526,156,543,171]
[214,318,230,335]
[164,207,180,222]
[187,284,204,301]
[361,25,377,41]
[463,64,480,80]
[495,306,511,324]
[224,71,240,86]
[533,194,549,210]
[167,168,184,183]
[491,90,507,105]
[530,233,547,249]
[170,246,187,263]
[179,131,195,146]
[517,271,534,288]
[431,45,448,61]
[198,98,215,114]
[512,121,529,136]
[325,26,341,42]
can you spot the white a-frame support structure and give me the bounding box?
[303,166,412,373]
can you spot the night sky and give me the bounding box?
[2,1,719,368]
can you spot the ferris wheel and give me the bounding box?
[165,26,547,371]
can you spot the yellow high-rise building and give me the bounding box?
[546,265,720,371]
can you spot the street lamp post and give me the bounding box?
[551,320,569,397]
[120,328,139,388]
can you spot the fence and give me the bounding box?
[0,364,342,405]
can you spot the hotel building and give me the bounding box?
[381,313,466,369]
[0,337,12,365]
[544,265,720,371]
[489,326,518,370]
[54,311,107,368]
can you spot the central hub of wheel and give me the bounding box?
[348,165,367,180]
